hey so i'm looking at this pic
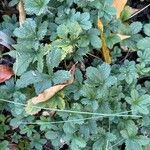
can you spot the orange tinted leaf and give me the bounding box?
[0,65,14,83]
[101,33,111,64]
[31,65,76,105]
[113,0,127,18]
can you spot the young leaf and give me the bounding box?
[0,65,14,83]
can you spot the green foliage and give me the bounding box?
[24,0,51,15]
[0,0,150,150]
[0,141,9,150]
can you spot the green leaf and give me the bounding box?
[89,29,102,49]
[137,49,150,64]
[46,48,62,71]
[119,60,138,84]
[71,136,86,149]
[57,24,69,38]
[125,90,150,114]
[77,35,89,48]
[45,131,58,140]
[106,34,121,49]
[37,21,48,39]
[13,19,36,39]
[30,133,46,150]
[72,12,92,30]
[97,63,111,80]
[68,21,82,39]
[137,37,150,50]
[121,120,138,138]
[16,70,50,88]
[10,92,26,116]
[120,6,133,21]
[24,0,50,15]
[130,22,142,34]
[48,93,65,109]
[144,24,150,36]
[0,141,9,150]
[34,79,52,94]
[52,70,71,84]
[12,51,33,76]
[20,125,35,137]
[86,66,101,85]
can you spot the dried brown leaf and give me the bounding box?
[112,0,127,18]
[0,65,14,83]
[18,0,26,26]
[31,65,76,105]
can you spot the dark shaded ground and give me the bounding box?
[128,0,150,23]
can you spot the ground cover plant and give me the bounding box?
[0,0,150,149]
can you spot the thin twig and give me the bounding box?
[0,98,142,117]
[129,4,150,19]
[87,52,100,59]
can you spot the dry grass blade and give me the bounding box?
[112,0,127,18]
[129,3,150,19]
[18,0,26,26]
[31,64,76,104]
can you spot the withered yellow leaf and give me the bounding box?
[18,0,26,26]
[97,19,103,32]
[101,33,111,64]
[31,65,76,105]
[97,19,111,64]
[112,0,127,18]
[117,34,130,40]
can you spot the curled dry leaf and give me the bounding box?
[117,34,131,40]
[18,0,26,26]
[0,65,14,83]
[31,64,76,105]
[112,0,127,18]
